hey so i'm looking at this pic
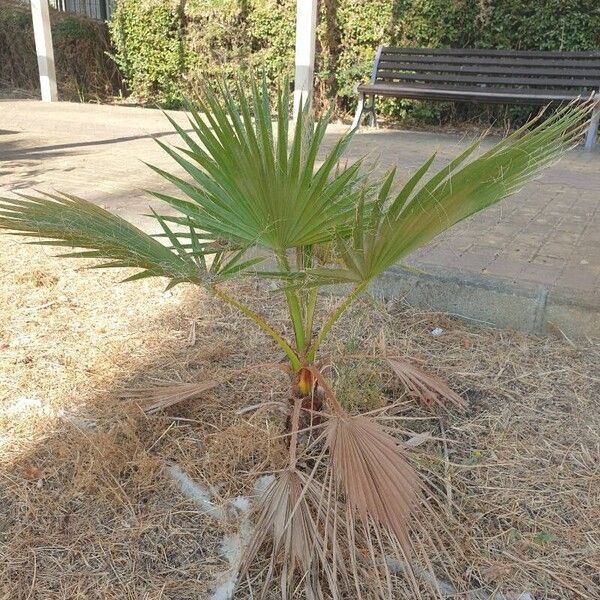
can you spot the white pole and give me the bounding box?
[31,0,58,102]
[293,0,317,118]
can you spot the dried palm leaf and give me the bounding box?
[325,413,421,551]
[123,380,220,414]
[387,357,467,411]
[240,468,346,599]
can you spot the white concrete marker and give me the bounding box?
[293,0,317,118]
[30,0,58,102]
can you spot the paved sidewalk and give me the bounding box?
[1,100,598,335]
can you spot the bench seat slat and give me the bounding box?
[374,71,600,89]
[378,53,600,69]
[380,47,600,59]
[357,82,594,104]
[377,60,600,78]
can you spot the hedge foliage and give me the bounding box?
[0,0,121,101]
[108,0,189,106]
[109,0,600,120]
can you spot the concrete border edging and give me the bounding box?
[368,265,599,339]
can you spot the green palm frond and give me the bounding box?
[0,192,204,287]
[149,78,367,251]
[303,101,594,286]
[0,79,595,363]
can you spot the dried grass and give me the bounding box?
[0,236,599,598]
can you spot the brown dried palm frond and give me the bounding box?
[240,467,347,599]
[236,407,462,598]
[238,372,456,598]
[325,413,421,551]
[122,380,220,413]
[387,357,467,411]
[239,468,442,599]
[122,361,288,414]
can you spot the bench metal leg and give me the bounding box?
[351,93,366,131]
[584,103,599,151]
[351,93,377,132]
[366,94,377,128]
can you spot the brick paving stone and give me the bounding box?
[1,100,598,306]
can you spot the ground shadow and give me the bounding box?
[0,128,194,162]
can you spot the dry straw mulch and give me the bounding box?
[0,237,598,599]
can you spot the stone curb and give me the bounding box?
[370,265,599,339]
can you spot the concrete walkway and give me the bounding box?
[1,100,598,336]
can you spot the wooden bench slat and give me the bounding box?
[380,47,600,59]
[375,71,600,89]
[377,60,600,78]
[378,53,600,69]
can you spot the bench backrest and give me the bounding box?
[373,47,600,97]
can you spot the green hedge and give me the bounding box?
[476,0,600,51]
[109,0,600,120]
[108,0,190,106]
[0,0,121,101]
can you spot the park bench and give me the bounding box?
[352,46,600,150]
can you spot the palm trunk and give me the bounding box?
[286,366,324,435]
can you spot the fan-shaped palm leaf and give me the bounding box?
[149,78,367,252]
[0,191,268,289]
[0,192,203,286]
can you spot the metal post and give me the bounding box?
[349,46,383,132]
[367,94,377,127]
[293,0,318,119]
[99,0,108,21]
[31,0,58,102]
[584,91,599,151]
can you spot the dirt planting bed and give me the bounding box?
[0,237,598,599]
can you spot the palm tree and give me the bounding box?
[0,78,593,597]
